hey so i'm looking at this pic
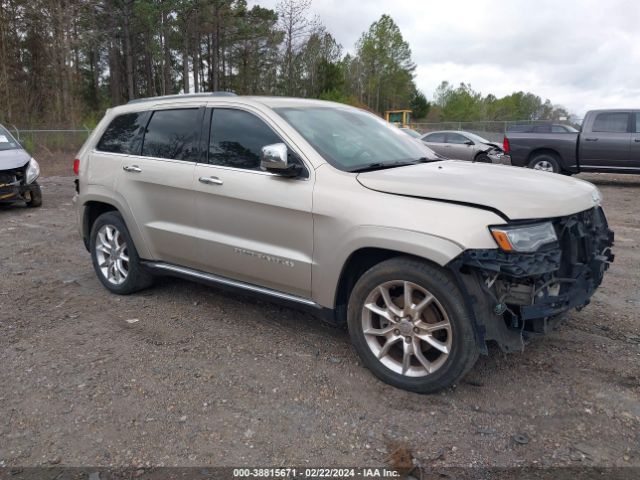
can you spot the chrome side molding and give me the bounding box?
[142,261,318,307]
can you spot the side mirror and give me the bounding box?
[464,140,475,146]
[260,143,300,177]
[261,143,288,171]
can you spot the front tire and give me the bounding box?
[25,182,42,208]
[347,257,479,393]
[90,211,153,294]
[475,153,491,163]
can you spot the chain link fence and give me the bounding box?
[409,120,582,142]
[10,127,92,156]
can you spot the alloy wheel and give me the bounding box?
[361,280,452,377]
[533,160,554,172]
[95,224,129,285]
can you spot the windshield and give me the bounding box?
[463,132,493,144]
[274,106,440,172]
[0,125,21,151]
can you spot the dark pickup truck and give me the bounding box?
[504,109,640,174]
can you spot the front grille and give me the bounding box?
[554,207,614,288]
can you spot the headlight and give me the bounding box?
[490,222,558,253]
[25,158,40,184]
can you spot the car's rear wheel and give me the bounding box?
[90,211,153,294]
[528,153,560,173]
[25,182,42,208]
[347,257,479,393]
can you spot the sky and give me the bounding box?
[249,0,640,117]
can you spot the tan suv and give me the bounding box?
[73,93,614,393]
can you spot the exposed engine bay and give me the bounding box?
[452,207,614,353]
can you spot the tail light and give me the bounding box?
[503,136,510,154]
[73,158,80,175]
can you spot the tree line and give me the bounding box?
[0,0,568,127]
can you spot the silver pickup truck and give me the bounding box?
[504,109,640,174]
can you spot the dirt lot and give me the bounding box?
[0,167,638,471]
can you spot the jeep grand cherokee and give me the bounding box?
[72,93,614,393]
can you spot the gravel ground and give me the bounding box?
[0,171,638,470]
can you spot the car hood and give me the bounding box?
[356,160,600,220]
[0,148,30,170]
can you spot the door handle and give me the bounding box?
[634,138,640,143]
[123,165,142,173]
[199,176,223,185]
[585,137,599,142]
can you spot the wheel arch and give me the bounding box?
[527,148,562,165]
[329,236,463,325]
[82,201,118,250]
[79,190,151,259]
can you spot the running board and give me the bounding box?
[141,261,337,322]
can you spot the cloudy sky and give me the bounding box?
[250,0,640,116]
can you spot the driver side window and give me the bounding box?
[209,108,283,171]
[446,133,469,144]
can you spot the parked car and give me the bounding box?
[504,109,640,173]
[73,94,614,393]
[506,123,579,134]
[0,124,42,207]
[421,130,507,164]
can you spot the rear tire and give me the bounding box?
[25,182,42,208]
[528,153,561,173]
[347,257,479,393]
[90,211,153,294]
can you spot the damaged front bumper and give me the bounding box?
[0,169,36,203]
[449,207,614,353]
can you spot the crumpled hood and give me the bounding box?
[0,148,31,170]
[356,160,600,220]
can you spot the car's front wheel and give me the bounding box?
[25,182,42,208]
[347,257,479,393]
[90,211,153,294]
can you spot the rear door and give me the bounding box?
[116,106,204,268]
[192,107,314,298]
[421,132,448,156]
[579,111,632,169]
[445,132,474,161]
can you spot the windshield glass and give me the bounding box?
[0,125,21,151]
[274,106,440,171]
[463,132,492,144]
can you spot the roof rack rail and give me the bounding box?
[127,91,237,104]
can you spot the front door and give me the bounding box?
[192,107,314,298]
[630,112,640,169]
[579,111,632,169]
[445,133,474,161]
[116,107,204,268]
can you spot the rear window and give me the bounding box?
[592,112,629,133]
[141,109,201,161]
[97,112,149,154]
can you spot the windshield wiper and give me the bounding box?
[349,157,435,173]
